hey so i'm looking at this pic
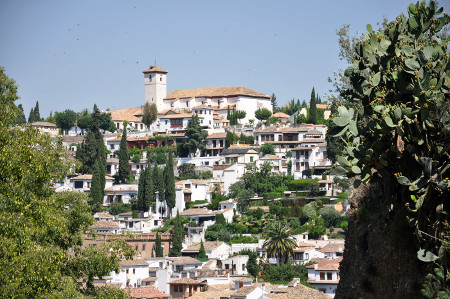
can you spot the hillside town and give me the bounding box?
[21,65,352,298]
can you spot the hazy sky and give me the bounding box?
[1,0,449,117]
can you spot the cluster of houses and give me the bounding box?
[85,209,345,298]
[41,65,347,298]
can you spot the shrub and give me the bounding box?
[287,179,319,191]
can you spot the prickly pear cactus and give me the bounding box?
[329,1,450,296]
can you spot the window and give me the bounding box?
[250,157,253,162]
[242,264,246,271]
[195,184,198,188]
[160,76,162,81]
[165,120,168,125]
[185,184,191,188]
[327,272,332,280]
[126,269,129,274]
[186,102,189,107]
[174,285,178,292]
[133,268,136,274]
[320,272,325,280]
[74,181,83,189]
[149,75,152,82]
[87,182,91,188]
[142,244,146,251]
[135,245,138,251]
[110,144,115,149]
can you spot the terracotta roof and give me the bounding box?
[305,129,322,135]
[120,259,149,267]
[307,256,343,271]
[108,107,143,122]
[94,212,114,219]
[271,112,290,119]
[92,221,120,229]
[71,174,114,181]
[300,139,325,143]
[165,86,270,100]
[233,285,258,296]
[142,277,158,282]
[182,241,227,252]
[206,132,227,139]
[142,65,168,74]
[191,105,214,110]
[319,243,344,253]
[125,286,169,299]
[234,277,254,283]
[168,278,206,285]
[104,184,139,192]
[119,211,133,216]
[106,158,119,163]
[260,154,281,160]
[265,284,330,299]
[190,289,234,299]
[179,208,216,217]
[255,126,310,133]
[294,247,315,253]
[169,257,203,266]
[31,121,57,127]
[248,206,270,213]
[316,104,330,109]
[176,179,207,185]
[291,146,314,151]
[159,113,205,119]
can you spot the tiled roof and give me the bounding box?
[260,154,281,160]
[125,286,169,299]
[307,256,343,271]
[159,113,205,119]
[234,277,254,283]
[71,174,114,181]
[142,65,168,74]
[179,208,216,217]
[206,132,227,139]
[189,289,234,299]
[119,211,133,216]
[233,285,258,296]
[266,284,330,299]
[168,278,206,285]
[31,121,57,127]
[221,146,259,156]
[254,126,310,133]
[305,129,322,135]
[106,158,119,163]
[271,112,290,119]
[316,104,330,109]
[294,247,315,253]
[94,212,114,219]
[92,221,120,229]
[142,277,158,282]
[119,259,149,267]
[182,241,227,252]
[104,184,139,192]
[169,257,203,266]
[165,86,270,100]
[300,139,325,143]
[291,146,314,151]
[319,243,344,253]
[107,107,143,122]
[176,179,207,185]
[191,105,214,110]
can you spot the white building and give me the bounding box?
[182,241,231,260]
[91,220,120,234]
[103,184,138,206]
[142,65,272,125]
[293,242,325,264]
[222,255,249,276]
[31,121,59,136]
[257,154,287,174]
[307,257,342,298]
[70,174,114,192]
[109,259,150,288]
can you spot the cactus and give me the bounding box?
[329,1,450,296]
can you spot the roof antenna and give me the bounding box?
[154,58,157,66]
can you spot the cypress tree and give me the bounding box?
[17,104,26,124]
[28,107,35,123]
[96,137,106,199]
[137,168,146,210]
[118,123,131,183]
[309,87,317,124]
[155,232,163,257]
[169,213,183,257]
[154,165,164,202]
[198,240,207,259]
[164,152,176,215]
[80,130,97,173]
[143,164,154,212]
[90,160,103,206]
[34,101,41,121]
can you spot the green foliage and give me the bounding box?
[246,251,259,277]
[228,108,246,125]
[55,109,77,133]
[308,87,317,124]
[117,123,131,183]
[280,98,302,115]
[184,114,208,156]
[16,103,26,124]
[307,219,327,239]
[287,179,319,191]
[153,166,164,202]
[319,206,341,227]
[231,234,259,244]
[301,202,317,220]
[185,200,208,209]
[155,232,163,257]
[262,263,297,284]
[255,108,272,121]
[142,102,158,129]
[198,240,207,259]
[150,152,167,164]
[259,143,276,156]
[90,160,104,207]
[169,213,184,256]
[263,222,297,263]
[107,203,132,215]
[164,152,176,213]
[178,163,197,179]
[207,194,228,210]
[271,93,278,111]
[328,3,450,291]
[215,213,226,225]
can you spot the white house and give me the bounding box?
[222,255,249,275]
[93,212,114,222]
[319,242,345,260]
[307,256,343,298]
[230,285,266,299]
[31,121,59,136]
[257,154,287,174]
[107,107,148,132]
[291,142,331,179]
[110,259,150,288]
[220,199,237,211]
[182,241,231,260]
[70,174,114,192]
[91,220,120,234]
[103,184,138,206]
[293,242,325,264]
[175,179,210,212]
[205,132,227,157]
[168,257,203,279]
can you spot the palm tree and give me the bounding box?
[263,221,297,264]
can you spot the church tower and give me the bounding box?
[143,65,168,112]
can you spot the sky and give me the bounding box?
[1,0,449,118]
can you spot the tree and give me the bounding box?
[178,163,197,179]
[225,131,239,148]
[198,240,207,259]
[271,93,278,112]
[90,159,104,207]
[142,102,158,129]
[308,87,317,124]
[184,114,207,157]
[246,251,259,277]
[154,165,164,202]
[164,152,176,214]
[255,108,272,122]
[98,111,115,132]
[33,101,41,121]
[319,206,341,227]
[16,104,26,124]
[0,67,133,297]
[54,109,77,134]
[215,213,226,225]
[155,232,163,257]
[77,111,92,135]
[44,111,55,124]
[301,202,317,220]
[236,188,253,214]
[143,164,154,212]
[28,107,34,123]
[169,213,183,257]
[263,222,297,263]
[259,143,276,156]
[117,123,131,183]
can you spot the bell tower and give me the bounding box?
[143,65,167,112]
